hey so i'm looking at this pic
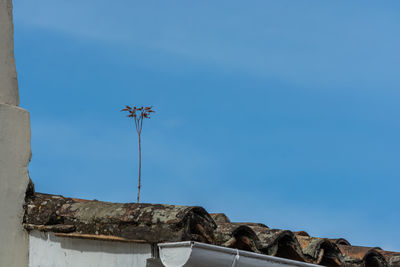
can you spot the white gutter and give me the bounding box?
[158,241,321,267]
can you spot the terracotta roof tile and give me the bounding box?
[24,193,216,244]
[210,213,231,224]
[378,250,400,267]
[329,238,351,246]
[24,192,398,267]
[295,231,310,237]
[338,245,388,267]
[296,236,344,266]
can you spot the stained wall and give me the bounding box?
[0,0,31,266]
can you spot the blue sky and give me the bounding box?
[13,1,400,250]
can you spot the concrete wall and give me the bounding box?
[0,105,31,266]
[0,0,19,105]
[29,231,153,267]
[0,0,31,266]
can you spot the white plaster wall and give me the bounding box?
[29,231,153,267]
[0,0,30,266]
[0,104,31,267]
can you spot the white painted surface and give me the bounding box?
[0,1,29,265]
[0,104,31,267]
[0,0,19,105]
[29,231,153,267]
[159,241,322,267]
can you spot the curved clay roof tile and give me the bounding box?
[248,227,308,263]
[210,213,231,224]
[295,231,310,237]
[24,193,217,244]
[377,250,400,267]
[296,236,344,267]
[339,245,388,267]
[329,238,351,246]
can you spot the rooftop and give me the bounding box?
[24,189,400,267]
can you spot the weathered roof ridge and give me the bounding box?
[24,192,216,244]
[24,192,400,267]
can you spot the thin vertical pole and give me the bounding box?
[137,133,141,203]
